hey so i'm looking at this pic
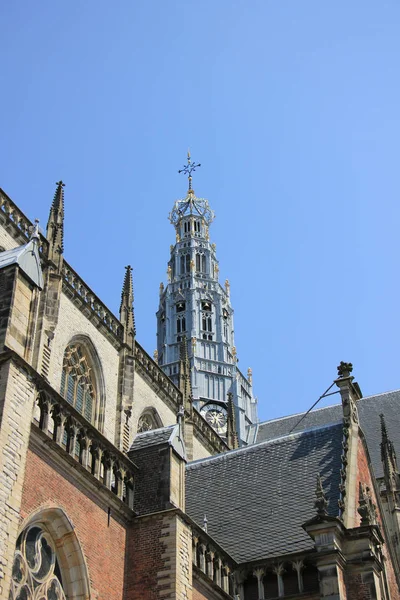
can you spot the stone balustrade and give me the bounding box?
[62,262,123,340]
[134,342,181,405]
[0,188,49,256]
[33,387,135,509]
[236,558,320,599]
[192,526,235,597]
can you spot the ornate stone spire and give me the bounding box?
[178,337,192,412]
[46,181,65,261]
[226,392,239,449]
[380,413,399,493]
[314,474,328,516]
[120,265,136,347]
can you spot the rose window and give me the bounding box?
[9,526,66,599]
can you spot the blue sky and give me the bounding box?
[1,1,400,422]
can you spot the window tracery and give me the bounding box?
[137,409,162,433]
[9,525,66,600]
[60,344,96,424]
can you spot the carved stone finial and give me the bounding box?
[29,218,40,241]
[203,514,208,533]
[159,282,164,296]
[120,265,136,341]
[153,349,158,362]
[177,405,184,425]
[315,473,329,515]
[167,264,172,281]
[357,482,377,525]
[247,367,252,384]
[337,361,353,378]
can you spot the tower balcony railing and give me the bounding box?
[33,385,136,511]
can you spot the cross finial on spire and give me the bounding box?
[178,151,201,192]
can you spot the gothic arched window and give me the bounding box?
[10,525,66,599]
[60,343,97,424]
[137,408,162,433]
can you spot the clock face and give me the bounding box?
[201,403,228,434]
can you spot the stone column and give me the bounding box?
[292,560,304,593]
[273,564,285,597]
[253,567,265,599]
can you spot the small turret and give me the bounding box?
[120,265,136,349]
[46,181,65,269]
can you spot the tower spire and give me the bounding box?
[226,392,239,449]
[380,413,399,493]
[178,151,201,193]
[120,265,136,347]
[46,181,65,267]
[178,336,192,412]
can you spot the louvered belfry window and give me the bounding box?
[61,344,96,423]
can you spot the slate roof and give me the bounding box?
[186,423,343,563]
[130,425,176,450]
[130,424,186,460]
[256,390,400,479]
[0,240,43,288]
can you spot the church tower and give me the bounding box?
[156,154,258,445]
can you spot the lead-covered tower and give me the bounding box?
[156,155,258,445]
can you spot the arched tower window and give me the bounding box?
[60,343,97,425]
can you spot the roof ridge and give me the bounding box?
[187,422,343,469]
[258,401,342,428]
[257,388,400,431]
[134,424,175,438]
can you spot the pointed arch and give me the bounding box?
[10,507,90,599]
[60,334,106,432]
[137,407,163,433]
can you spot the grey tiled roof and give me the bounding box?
[186,423,343,563]
[130,425,175,450]
[256,390,400,479]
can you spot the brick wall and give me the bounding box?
[21,448,127,600]
[352,437,400,600]
[125,511,192,600]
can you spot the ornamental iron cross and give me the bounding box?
[178,151,201,190]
